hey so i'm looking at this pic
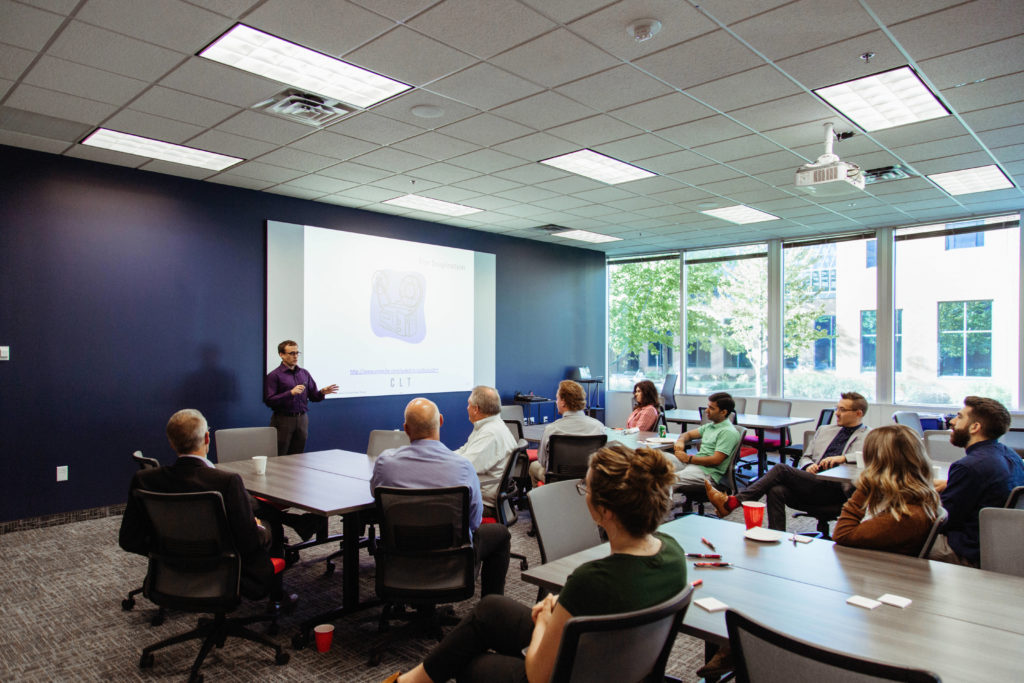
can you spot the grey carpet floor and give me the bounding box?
[0,497,818,682]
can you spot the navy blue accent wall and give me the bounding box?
[0,145,606,522]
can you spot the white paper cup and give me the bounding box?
[252,455,267,475]
[854,451,864,469]
[933,465,942,479]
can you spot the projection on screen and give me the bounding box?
[266,220,495,398]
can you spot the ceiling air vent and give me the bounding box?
[863,165,914,184]
[253,89,354,127]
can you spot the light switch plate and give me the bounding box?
[0,346,9,361]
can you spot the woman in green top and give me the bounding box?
[383,443,687,683]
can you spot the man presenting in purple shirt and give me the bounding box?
[264,340,338,455]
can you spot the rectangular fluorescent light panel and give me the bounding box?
[540,149,656,185]
[700,205,780,224]
[383,194,482,217]
[927,165,1014,195]
[200,24,410,109]
[814,66,948,132]
[81,128,241,171]
[555,229,622,243]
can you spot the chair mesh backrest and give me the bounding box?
[727,610,940,683]
[892,412,924,436]
[733,397,747,414]
[367,429,411,459]
[546,434,608,482]
[720,427,747,494]
[1006,486,1024,509]
[979,507,1024,576]
[550,585,693,683]
[817,408,835,428]
[503,419,525,441]
[660,374,677,409]
[500,404,525,422]
[214,427,278,463]
[374,487,475,601]
[132,450,160,470]
[496,441,528,527]
[527,479,601,563]
[757,399,791,418]
[136,490,240,612]
[918,506,948,558]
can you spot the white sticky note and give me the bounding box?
[878,594,912,608]
[791,534,814,544]
[695,597,729,613]
[847,595,882,609]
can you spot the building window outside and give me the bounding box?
[866,239,877,268]
[814,315,836,370]
[938,300,992,377]
[895,309,903,373]
[945,232,984,250]
[687,345,710,368]
[861,310,876,372]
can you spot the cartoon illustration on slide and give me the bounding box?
[371,270,426,343]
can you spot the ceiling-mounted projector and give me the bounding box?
[795,122,865,196]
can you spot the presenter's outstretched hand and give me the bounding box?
[290,384,306,396]
[322,384,339,395]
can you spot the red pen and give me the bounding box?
[690,579,703,588]
[694,562,732,568]
[686,553,722,559]
[701,537,717,552]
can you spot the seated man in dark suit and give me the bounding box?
[119,408,275,599]
[372,398,511,597]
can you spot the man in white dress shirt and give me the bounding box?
[457,385,517,513]
[529,380,605,484]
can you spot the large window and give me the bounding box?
[607,256,679,391]
[860,310,876,371]
[684,245,767,397]
[894,216,1019,406]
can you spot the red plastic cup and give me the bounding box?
[742,501,766,529]
[314,624,334,653]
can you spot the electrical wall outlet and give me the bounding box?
[56,465,68,482]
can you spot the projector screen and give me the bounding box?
[266,220,495,398]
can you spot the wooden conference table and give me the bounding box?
[217,449,374,647]
[817,460,951,484]
[522,515,1024,682]
[664,409,812,477]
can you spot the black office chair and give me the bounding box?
[545,433,608,483]
[1005,486,1024,509]
[134,490,289,683]
[782,408,835,466]
[792,503,843,539]
[548,585,694,683]
[369,486,476,666]
[726,609,940,682]
[660,374,678,410]
[481,440,530,571]
[122,451,166,625]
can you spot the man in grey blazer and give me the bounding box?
[705,392,870,531]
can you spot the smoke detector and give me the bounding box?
[795,122,865,196]
[253,89,354,127]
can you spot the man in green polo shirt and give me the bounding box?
[672,392,741,486]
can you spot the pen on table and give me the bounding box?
[701,537,716,551]
[693,562,732,568]
[690,579,703,588]
[686,553,722,559]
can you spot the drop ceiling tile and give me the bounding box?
[76,0,227,52]
[729,93,834,132]
[370,90,481,130]
[426,63,543,110]
[139,158,218,179]
[266,184,326,200]
[918,35,1024,89]
[188,0,263,19]
[726,187,795,204]
[700,176,772,197]
[405,161,478,183]
[0,0,64,51]
[690,66,803,113]
[568,0,718,61]
[447,148,525,173]
[65,142,147,167]
[48,21,186,82]
[657,115,751,148]
[275,173,357,194]
[0,43,36,81]
[333,185,405,202]
[962,101,1024,133]
[0,128,71,154]
[318,161,392,183]
[19,0,79,13]
[345,26,475,87]
[245,0,393,56]
[592,134,676,163]
[610,93,716,132]
[315,192,372,207]
[694,134,785,163]
[492,132,581,162]
[129,86,240,128]
[24,56,148,105]
[217,110,312,144]
[492,91,596,131]
[670,163,744,186]
[638,149,710,174]
[774,31,905,91]
[729,149,805,175]
[605,196,664,211]
[187,129,276,158]
[891,135,985,164]
[493,185,560,203]
[103,109,205,143]
[548,114,642,147]
[257,147,337,172]
[289,130,377,160]
[370,173,438,193]
[572,186,636,203]
[635,30,762,91]
[331,111,423,145]
[437,113,534,146]
[870,117,971,149]
[409,0,554,59]
[451,175,522,194]
[159,57,281,108]
[495,203,550,218]
[530,195,592,211]
[624,175,691,195]
[992,142,1024,163]
[492,162,568,184]
[942,72,1024,113]
[491,28,619,88]
[352,146,432,172]
[5,84,118,125]
[978,125,1024,149]
[732,0,876,61]
[421,184,484,201]
[229,160,306,183]
[536,175,604,195]
[391,131,480,160]
[888,0,1023,61]
[557,65,674,113]
[691,0,793,26]
[464,194,520,210]
[913,151,996,175]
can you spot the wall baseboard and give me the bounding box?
[0,504,126,535]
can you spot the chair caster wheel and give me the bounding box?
[285,549,300,566]
[150,612,165,627]
[520,559,529,570]
[324,561,335,576]
[275,652,290,665]
[292,633,307,650]
[188,673,203,683]
[122,598,135,611]
[139,653,154,669]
